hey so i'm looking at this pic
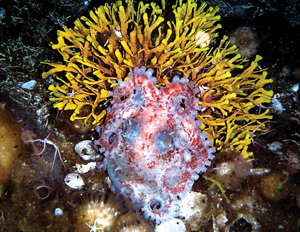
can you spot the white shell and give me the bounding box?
[75,140,100,161]
[75,162,97,174]
[64,173,85,189]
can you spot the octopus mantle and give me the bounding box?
[97,66,215,223]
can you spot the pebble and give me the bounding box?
[21,80,37,90]
[267,141,283,152]
[64,173,85,189]
[271,98,285,113]
[250,168,271,175]
[54,208,63,216]
[291,83,299,92]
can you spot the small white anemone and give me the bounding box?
[75,191,126,231]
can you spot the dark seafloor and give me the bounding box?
[0,0,300,231]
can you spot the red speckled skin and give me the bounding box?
[97,66,215,223]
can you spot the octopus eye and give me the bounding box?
[108,133,117,144]
[155,131,173,153]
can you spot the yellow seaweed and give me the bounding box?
[42,0,273,158]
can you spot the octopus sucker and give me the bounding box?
[97,66,215,223]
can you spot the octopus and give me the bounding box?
[95,66,215,223]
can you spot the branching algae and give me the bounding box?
[42,0,273,159]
